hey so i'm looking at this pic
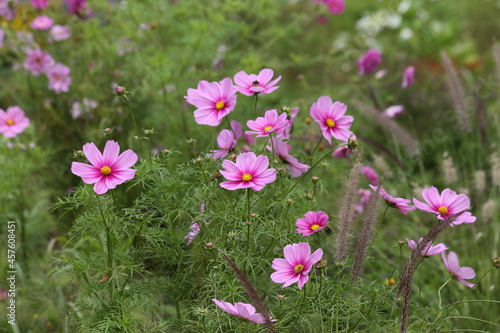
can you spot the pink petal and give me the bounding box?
[102,140,120,165]
[83,142,104,167]
[257,68,274,85]
[94,178,109,194]
[71,162,101,183]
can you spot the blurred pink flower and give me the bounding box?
[357,49,382,75]
[246,109,288,138]
[402,66,415,89]
[0,0,16,20]
[66,0,87,17]
[271,242,323,289]
[47,63,71,93]
[325,0,344,14]
[185,78,237,126]
[0,106,30,138]
[207,120,242,160]
[219,152,276,191]
[31,0,49,10]
[369,184,416,215]
[234,68,281,96]
[413,187,475,222]
[31,15,53,30]
[71,140,138,194]
[442,251,476,288]
[24,49,55,76]
[354,188,372,214]
[268,138,309,177]
[360,165,379,185]
[296,211,329,236]
[184,223,200,246]
[310,96,354,143]
[383,105,404,118]
[212,299,276,323]
[50,25,71,41]
[406,237,447,257]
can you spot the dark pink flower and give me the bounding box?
[357,49,382,75]
[383,105,404,118]
[24,49,55,76]
[47,63,71,93]
[271,242,323,289]
[71,140,138,194]
[413,187,475,222]
[402,66,415,89]
[310,96,354,143]
[246,109,288,138]
[234,68,281,96]
[361,165,379,185]
[207,120,242,160]
[325,0,345,14]
[185,78,237,126]
[0,106,30,138]
[369,185,416,215]
[296,211,329,236]
[31,15,53,30]
[406,237,447,257]
[184,223,200,246]
[212,299,276,323]
[66,0,87,17]
[219,152,276,191]
[442,251,476,288]
[31,0,49,10]
[268,138,309,177]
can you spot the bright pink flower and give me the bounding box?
[212,299,276,323]
[185,78,237,126]
[71,140,138,195]
[296,211,329,236]
[50,25,71,41]
[0,106,30,138]
[360,165,379,185]
[246,109,288,138]
[402,66,415,89]
[24,49,55,76]
[47,63,71,93]
[207,120,242,160]
[268,138,309,177]
[383,105,404,118]
[66,0,88,17]
[310,96,354,143]
[219,152,276,191]
[369,185,416,215]
[413,187,475,222]
[441,251,476,288]
[271,242,323,289]
[184,223,200,246]
[31,15,53,30]
[406,237,447,257]
[234,68,281,96]
[31,0,49,10]
[357,49,382,75]
[325,0,345,14]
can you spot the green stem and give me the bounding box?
[124,96,146,158]
[438,277,452,310]
[98,198,113,286]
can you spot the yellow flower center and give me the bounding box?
[294,264,304,273]
[264,125,273,132]
[438,206,448,215]
[310,224,320,231]
[326,119,335,128]
[100,166,112,175]
[215,101,225,110]
[241,173,253,181]
[6,119,14,125]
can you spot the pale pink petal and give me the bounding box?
[102,140,120,165]
[83,142,104,167]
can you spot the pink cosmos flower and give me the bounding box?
[24,49,55,76]
[246,109,288,138]
[369,184,416,215]
[212,299,276,323]
[233,68,281,96]
[219,152,276,191]
[0,106,30,138]
[47,63,71,93]
[325,0,345,14]
[31,0,49,10]
[185,78,237,126]
[268,138,309,177]
[71,140,138,195]
[50,25,71,41]
[383,105,404,118]
[441,251,476,288]
[360,165,379,185]
[310,96,354,143]
[413,187,475,222]
[0,0,16,20]
[357,49,382,75]
[296,211,329,236]
[271,242,323,289]
[184,222,200,246]
[66,0,88,17]
[31,15,53,30]
[402,66,415,89]
[207,120,242,160]
[406,237,447,257]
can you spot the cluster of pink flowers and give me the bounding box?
[0,106,30,138]
[24,49,72,93]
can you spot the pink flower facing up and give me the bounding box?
[31,0,49,10]
[71,140,138,195]
[234,68,281,96]
[268,138,309,177]
[184,223,200,246]
[271,242,323,289]
[442,251,476,288]
[31,15,53,30]
[296,211,329,236]
[207,120,242,160]
[369,185,416,215]
[360,165,379,185]
[24,49,55,76]
[357,49,382,75]
[184,78,237,126]
[413,187,476,225]
[47,63,71,93]
[406,237,447,257]
[0,106,30,138]
[383,105,404,118]
[219,152,276,191]
[402,66,415,89]
[212,299,276,323]
[246,109,288,138]
[310,96,354,143]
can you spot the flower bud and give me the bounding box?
[115,85,125,95]
[492,257,500,268]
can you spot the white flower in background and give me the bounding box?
[400,28,413,40]
[398,0,411,14]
